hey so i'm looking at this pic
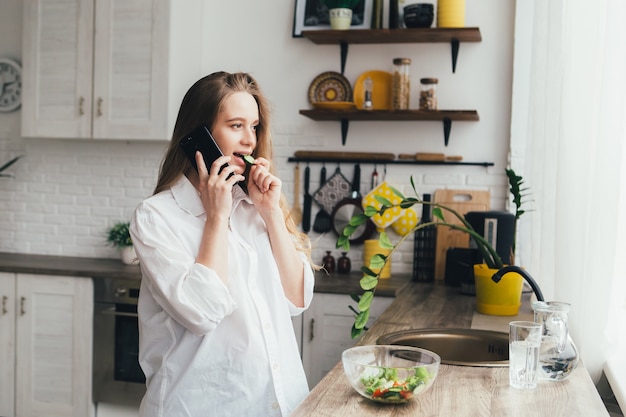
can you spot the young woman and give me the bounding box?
[130,71,315,417]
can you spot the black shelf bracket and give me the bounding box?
[451,38,460,73]
[340,41,348,75]
[443,117,452,146]
[340,119,349,145]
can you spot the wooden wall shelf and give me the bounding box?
[301,27,482,73]
[301,28,482,45]
[287,157,493,167]
[298,109,479,146]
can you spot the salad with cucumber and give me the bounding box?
[360,366,433,403]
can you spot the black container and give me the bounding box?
[403,3,434,28]
[412,194,436,282]
[389,0,400,28]
[444,247,481,294]
[464,211,516,266]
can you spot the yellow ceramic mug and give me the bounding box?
[437,0,465,28]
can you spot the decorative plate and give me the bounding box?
[308,71,353,104]
[353,70,392,110]
[312,101,356,110]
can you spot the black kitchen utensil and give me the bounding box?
[313,165,333,233]
[302,165,312,233]
[331,164,374,244]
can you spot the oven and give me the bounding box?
[93,277,146,406]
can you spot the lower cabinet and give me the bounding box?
[300,292,394,389]
[0,273,94,417]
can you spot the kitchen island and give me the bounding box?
[291,282,609,417]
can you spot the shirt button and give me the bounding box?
[272,402,279,409]
[272,363,279,371]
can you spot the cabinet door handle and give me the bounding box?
[309,318,315,342]
[78,96,85,116]
[2,295,7,315]
[97,97,103,117]
[20,296,26,316]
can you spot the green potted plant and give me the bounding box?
[321,0,361,29]
[337,169,532,338]
[106,221,138,265]
[505,168,532,265]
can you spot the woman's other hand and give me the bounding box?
[247,157,282,214]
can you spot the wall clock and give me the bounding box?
[0,57,22,113]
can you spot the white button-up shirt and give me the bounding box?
[130,176,314,417]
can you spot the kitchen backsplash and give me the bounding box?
[0,125,507,275]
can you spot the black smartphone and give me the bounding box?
[179,124,248,194]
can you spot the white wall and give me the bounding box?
[0,0,515,272]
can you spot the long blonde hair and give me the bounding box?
[154,71,312,256]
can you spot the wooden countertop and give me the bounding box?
[0,252,142,280]
[0,253,608,415]
[291,283,610,417]
[313,271,407,297]
[0,252,407,295]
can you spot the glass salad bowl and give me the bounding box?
[341,345,440,404]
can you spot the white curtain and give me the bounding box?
[510,0,626,383]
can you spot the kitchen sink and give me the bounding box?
[376,328,509,367]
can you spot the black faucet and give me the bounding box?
[491,265,545,302]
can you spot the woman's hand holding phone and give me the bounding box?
[196,151,244,220]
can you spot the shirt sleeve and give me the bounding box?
[286,251,315,316]
[130,201,237,336]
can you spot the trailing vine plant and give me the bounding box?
[337,177,505,339]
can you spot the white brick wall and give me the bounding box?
[0,129,507,273]
[0,138,163,257]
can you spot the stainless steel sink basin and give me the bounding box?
[376,328,509,367]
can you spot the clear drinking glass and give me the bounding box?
[509,321,542,389]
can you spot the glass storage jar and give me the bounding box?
[392,58,411,110]
[419,78,438,110]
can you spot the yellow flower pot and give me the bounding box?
[364,239,392,279]
[473,264,523,316]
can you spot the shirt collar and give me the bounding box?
[171,175,251,217]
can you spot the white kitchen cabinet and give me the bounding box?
[0,273,94,417]
[301,292,393,389]
[292,314,303,357]
[21,0,203,140]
